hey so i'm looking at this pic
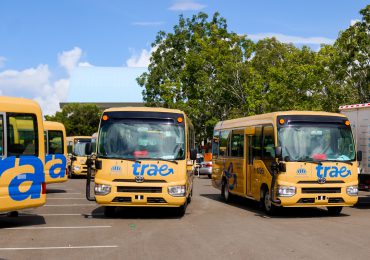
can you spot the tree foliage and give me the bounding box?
[138,6,370,142]
[45,103,101,136]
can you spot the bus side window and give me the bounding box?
[231,130,244,157]
[251,126,262,161]
[262,125,275,159]
[0,115,3,156]
[48,130,63,154]
[212,130,220,158]
[7,114,38,157]
[219,130,230,156]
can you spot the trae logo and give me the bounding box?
[132,162,174,177]
[45,154,67,179]
[0,156,44,201]
[316,165,351,178]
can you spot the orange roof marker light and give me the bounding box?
[177,117,183,123]
[345,120,350,126]
[279,118,285,125]
[102,115,109,121]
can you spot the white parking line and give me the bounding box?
[0,245,118,250]
[45,204,95,207]
[5,226,111,230]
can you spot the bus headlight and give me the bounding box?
[95,184,111,195]
[346,185,358,196]
[277,186,296,197]
[168,185,186,197]
[73,165,81,171]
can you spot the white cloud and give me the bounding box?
[350,19,360,26]
[58,47,82,74]
[132,22,165,26]
[248,33,335,45]
[169,0,206,11]
[0,47,86,116]
[0,56,6,68]
[126,48,153,68]
[78,62,93,67]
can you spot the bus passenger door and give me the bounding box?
[246,126,262,199]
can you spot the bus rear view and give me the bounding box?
[86,107,196,217]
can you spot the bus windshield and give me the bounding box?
[278,124,355,162]
[74,139,91,156]
[98,119,185,160]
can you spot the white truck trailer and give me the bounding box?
[339,103,370,190]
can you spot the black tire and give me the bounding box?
[262,188,278,215]
[104,206,116,218]
[221,179,232,203]
[208,174,212,179]
[7,211,19,217]
[327,206,343,216]
[175,202,187,217]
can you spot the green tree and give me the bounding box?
[45,103,101,136]
[334,5,370,103]
[137,12,255,142]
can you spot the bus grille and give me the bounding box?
[117,186,162,193]
[298,180,344,184]
[301,188,341,194]
[328,198,345,203]
[112,197,132,203]
[297,198,315,204]
[147,197,167,204]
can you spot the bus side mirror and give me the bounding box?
[190,149,197,161]
[357,151,362,162]
[85,143,92,155]
[275,146,282,159]
[95,159,102,170]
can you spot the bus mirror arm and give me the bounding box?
[270,162,281,205]
[86,154,96,202]
[357,151,362,162]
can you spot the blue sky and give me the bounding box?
[0,0,368,115]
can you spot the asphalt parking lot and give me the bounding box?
[1,177,370,260]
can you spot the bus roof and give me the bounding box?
[103,106,185,115]
[214,111,347,130]
[44,121,66,132]
[0,96,42,113]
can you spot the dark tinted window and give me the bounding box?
[7,114,38,156]
[230,130,244,157]
[251,126,262,160]
[48,130,64,154]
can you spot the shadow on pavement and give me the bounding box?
[200,193,350,218]
[84,206,186,220]
[46,188,67,194]
[0,213,46,228]
[354,195,370,208]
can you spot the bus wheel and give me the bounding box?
[7,211,19,217]
[327,206,343,216]
[104,206,116,218]
[175,202,187,217]
[221,179,232,203]
[262,189,277,215]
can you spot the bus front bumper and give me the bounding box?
[94,180,187,207]
[276,182,358,207]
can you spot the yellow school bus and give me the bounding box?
[44,121,68,184]
[212,111,359,215]
[66,136,92,178]
[86,107,196,217]
[0,96,46,214]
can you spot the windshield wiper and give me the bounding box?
[294,157,322,165]
[322,160,353,166]
[97,155,141,163]
[138,158,179,164]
